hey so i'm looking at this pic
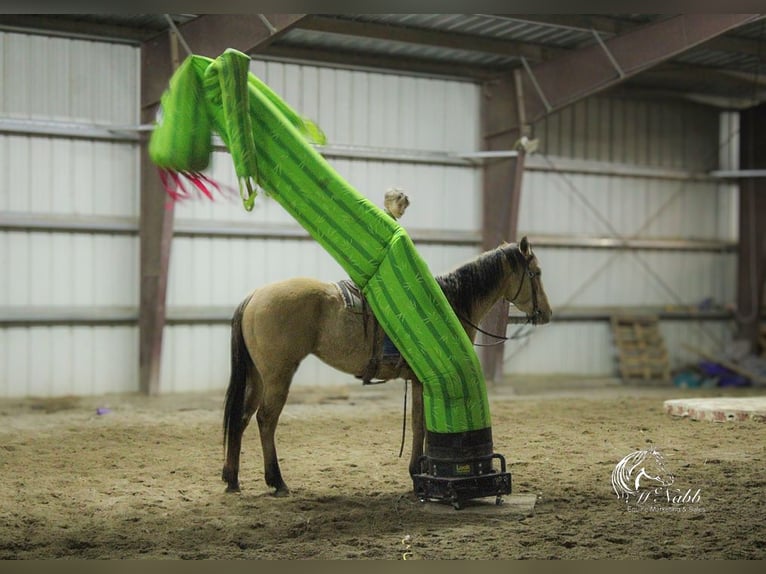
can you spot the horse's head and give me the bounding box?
[503,237,552,325]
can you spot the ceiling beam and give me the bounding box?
[141,13,309,109]
[262,44,501,81]
[0,14,157,43]
[643,62,766,90]
[517,14,763,125]
[620,62,766,107]
[498,14,642,36]
[299,15,564,61]
[705,33,766,58]
[509,14,765,59]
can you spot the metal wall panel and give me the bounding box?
[523,247,735,312]
[0,231,137,307]
[502,321,732,377]
[161,324,230,394]
[521,171,725,240]
[537,96,720,170]
[0,326,137,397]
[0,32,139,398]
[504,97,738,378]
[0,137,138,216]
[503,323,613,377]
[0,32,138,124]
[247,60,479,153]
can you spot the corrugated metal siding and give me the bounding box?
[502,321,732,376]
[1,232,137,307]
[0,326,137,398]
[523,248,734,310]
[163,59,483,390]
[161,324,230,394]
[0,137,138,216]
[296,14,594,68]
[0,32,139,397]
[536,96,721,171]
[249,60,479,152]
[505,97,737,377]
[503,323,613,377]
[1,32,138,124]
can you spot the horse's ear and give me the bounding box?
[519,235,531,257]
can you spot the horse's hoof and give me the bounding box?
[225,483,241,493]
[272,487,290,498]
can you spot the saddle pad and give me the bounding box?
[336,279,401,359]
[335,279,364,313]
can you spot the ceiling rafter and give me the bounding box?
[297,15,565,62]
[263,44,501,81]
[507,14,765,59]
[648,61,766,88]
[515,14,763,125]
[484,14,643,36]
[0,14,158,43]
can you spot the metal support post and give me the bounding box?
[736,103,766,351]
[479,69,528,384]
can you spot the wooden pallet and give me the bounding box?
[610,315,670,382]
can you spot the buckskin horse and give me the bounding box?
[222,236,552,494]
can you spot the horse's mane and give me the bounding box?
[435,244,522,319]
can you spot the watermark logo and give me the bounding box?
[611,446,704,513]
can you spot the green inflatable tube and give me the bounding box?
[150,49,491,436]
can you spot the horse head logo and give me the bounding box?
[611,446,675,499]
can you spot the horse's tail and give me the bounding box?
[223,293,254,455]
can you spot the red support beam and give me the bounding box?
[518,14,762,125]
[479,71,528,384]
[138,15,308,395]
[736,103,766,352]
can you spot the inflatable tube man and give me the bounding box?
[150,50,508,502]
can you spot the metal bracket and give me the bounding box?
[520,57,552,114]
[591,29,625,79]
[163,14,193,57]
[258,14,278,35]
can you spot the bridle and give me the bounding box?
[459,246,544,345]
[507,249,544,326]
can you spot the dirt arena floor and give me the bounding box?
[1,378,764,560]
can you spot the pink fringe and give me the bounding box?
[158,168,239,206]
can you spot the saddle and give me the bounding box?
[335,279,406,384]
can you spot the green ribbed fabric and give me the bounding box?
[149,49,491,434]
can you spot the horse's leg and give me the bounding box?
[408,379,425,476]
[221,371,262,492]
[222,293,258,493]
[256,365,297,497]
